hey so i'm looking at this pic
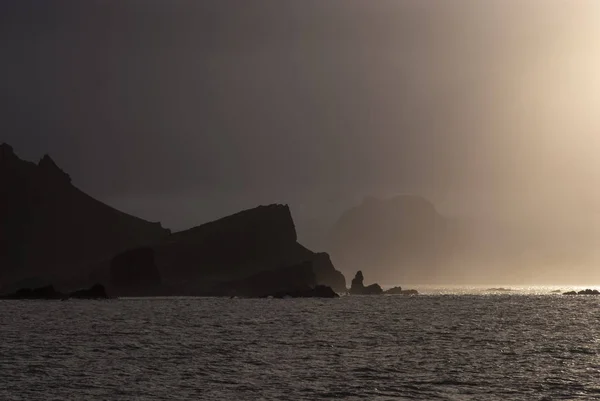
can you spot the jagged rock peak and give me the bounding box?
[38,154,71,183]
[351,271,365,288]
[1,142,14,153]
[0,142,16,161]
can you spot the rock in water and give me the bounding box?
[563,289,600,295]
[363,284,384,295]
[1,283,109,300]
[385,286,419,295]
[350,271,383,295]
[69,284,108,299]
[1,285,64,299]
[351,271,365,291]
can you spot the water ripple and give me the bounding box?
[1,296,600,400]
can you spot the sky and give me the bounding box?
[3,1,600,275]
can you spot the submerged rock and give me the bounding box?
[349,271,383,295]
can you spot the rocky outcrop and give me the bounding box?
[385,286,419,295]
[563,289,600,295]
[349,271,383,295]
[385,286,403,294]
[0,285,64,300]
[0,283,107,299]
[306,252,346,293]
[69,284,108,299]
[0,276,53,295]
[350,271,365,291]
[0,144,170,287]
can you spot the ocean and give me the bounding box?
[2,288,600,400]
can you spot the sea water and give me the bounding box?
[2,289,600,400]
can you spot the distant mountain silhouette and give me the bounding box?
[0,143,170,288]
[328,195,456,283]
[98,204,346,296]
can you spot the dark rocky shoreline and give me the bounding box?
[0,144,418,301]
[563,289,600,295]
[0,284,108,300]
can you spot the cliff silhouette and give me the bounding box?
[101,204,346,296]
[0,143,170,288]
[1,144,345,296]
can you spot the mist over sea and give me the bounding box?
[2,290,600,400]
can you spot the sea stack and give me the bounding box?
[349,271,383,295]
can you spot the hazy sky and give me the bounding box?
[3,1,600,244]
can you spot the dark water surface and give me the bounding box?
[2,295,600,400]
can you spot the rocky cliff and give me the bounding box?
[0,144,346,296]
[211,261,317,297]
[109,247,163,296]
[0,143,170,287]
[109,204,347,295]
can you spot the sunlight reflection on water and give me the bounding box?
[382,284,600,295]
